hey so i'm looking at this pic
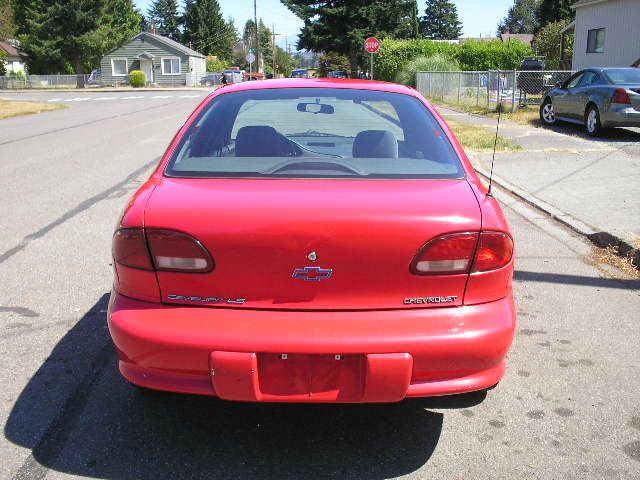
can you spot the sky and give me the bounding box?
[134,0,515,49]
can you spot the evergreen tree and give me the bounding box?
[183,0,237,60]
[282,0,417,75]
[420,0,462,40]
[14,0,141,74]
[0,0,16,38]
[537,0,574,30]
[497,0,540,35]
[147,0,181,40]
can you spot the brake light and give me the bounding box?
[146,229,214,273]
[472,232,513,272]
[411,232,478,275]
[112,228,153,270]
[612,88,631,104]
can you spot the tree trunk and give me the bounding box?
[349,49,359,79]
[74,58,85,88]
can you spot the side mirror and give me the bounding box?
[555,81,563,88]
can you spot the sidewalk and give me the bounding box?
[435,105,640,265]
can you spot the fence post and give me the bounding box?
[457,71,461,104]
[487,71,491,109]
[476,73,480,106]
[511,70,517,113]
[496,70,501,109]
[429,72,432,97]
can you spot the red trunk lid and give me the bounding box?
[144,178,481,310]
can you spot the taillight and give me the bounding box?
[112,228,153,270]
[612,88,631,104]
[472,231,513,272]
[146,229,214,273]
[411,232,478,275]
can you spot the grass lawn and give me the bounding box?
[429,98,541,127]
[0,99,67,120]
[445,118,522,152]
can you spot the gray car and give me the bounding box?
[540,67,640,136]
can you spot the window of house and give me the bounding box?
[111,58,128,76]
[586,28,605,53]
[162,57,181,75]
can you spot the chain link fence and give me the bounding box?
[416,70,575,111]
[0,74,99,89]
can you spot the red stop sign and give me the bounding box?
[364,37,380,54]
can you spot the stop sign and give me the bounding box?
[364,37,380,54]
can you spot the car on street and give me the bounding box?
[328,70,348,79]
[200,73,222,87]
[290,68,312,78]
[540,67,640,136]
[108,78,516,403]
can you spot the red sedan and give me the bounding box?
[108,78,516,403]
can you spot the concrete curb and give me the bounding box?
[474,166,640,268]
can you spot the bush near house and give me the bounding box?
[129,70,146,87]
[376,38,534,81]
[206,56,229,73]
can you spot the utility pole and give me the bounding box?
[271,24,280,77]
[254,0,261,73]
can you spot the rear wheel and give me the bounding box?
[540,98,556,126]
[585,105,603,137]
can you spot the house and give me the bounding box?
[0,39,27,74]
[100,32,206,87]
[566,0,640,70]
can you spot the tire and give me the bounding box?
[585,105,603,137]
[540,98,557,126]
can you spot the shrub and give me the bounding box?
[396,54,460,87]
[535,20,574,69]
[206,56,229,73]
[129,70,146,87]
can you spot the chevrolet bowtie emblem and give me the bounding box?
[292,266,334,281]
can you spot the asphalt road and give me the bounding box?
[1,91,639,480]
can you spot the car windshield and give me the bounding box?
[603,69,640,84]
[166,87,464,179]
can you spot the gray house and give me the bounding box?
[100,32,206,87]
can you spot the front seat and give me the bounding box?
[235,125,294,157]
[352,130,398,158]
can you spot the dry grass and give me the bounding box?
[429,98,541,126]
[0,99,66,119]
[446,118,522,152]
[591,245,640,279]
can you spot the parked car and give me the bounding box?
[540,67,640,136]
[109,78,516,403]
[328,70,347,79]
[223,69,244,84]
[200,72,222,87]
[290,69,311,78]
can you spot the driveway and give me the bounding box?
[1,91,639,480]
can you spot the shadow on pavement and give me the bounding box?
[515,270,639,290]
[5,294,487,479]
[540,121,640,143]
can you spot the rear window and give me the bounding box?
[604,69,640,84]
[166,87,464,179]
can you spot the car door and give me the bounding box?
[555,72,585,120]
[570,71,599,119]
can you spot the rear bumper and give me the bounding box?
[602,106,640,127]
[108,293,516,402]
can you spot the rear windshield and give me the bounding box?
[166,87,464,179]
[604,69,640,84]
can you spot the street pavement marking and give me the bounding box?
[179,95,199,98]
[47,98,63,102]
[94,97,118,101]
[151,95,174,99]
[121,96,144,99]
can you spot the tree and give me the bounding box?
[14,0,142,74]
[0,0,16,38]
[420,0,462,40]
[282,0,417,76]
[146,0,181,40]
[534,19,573,68]
[497,0,539,35]
[537,0,574,30]
[241,19,272,71]
[183,0,237,60]
[318,52,350,77]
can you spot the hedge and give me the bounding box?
[375,38,534,81]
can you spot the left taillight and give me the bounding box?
[112,228,153,270]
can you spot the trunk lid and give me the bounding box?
[144,178,481,310]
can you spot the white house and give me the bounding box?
[0,39,27,74]
[568,0,640,70]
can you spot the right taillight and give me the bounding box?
[612,88,631,104]
[146,229,214,273]
[471,231,513,272]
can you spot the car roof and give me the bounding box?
[210,78,418,97]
